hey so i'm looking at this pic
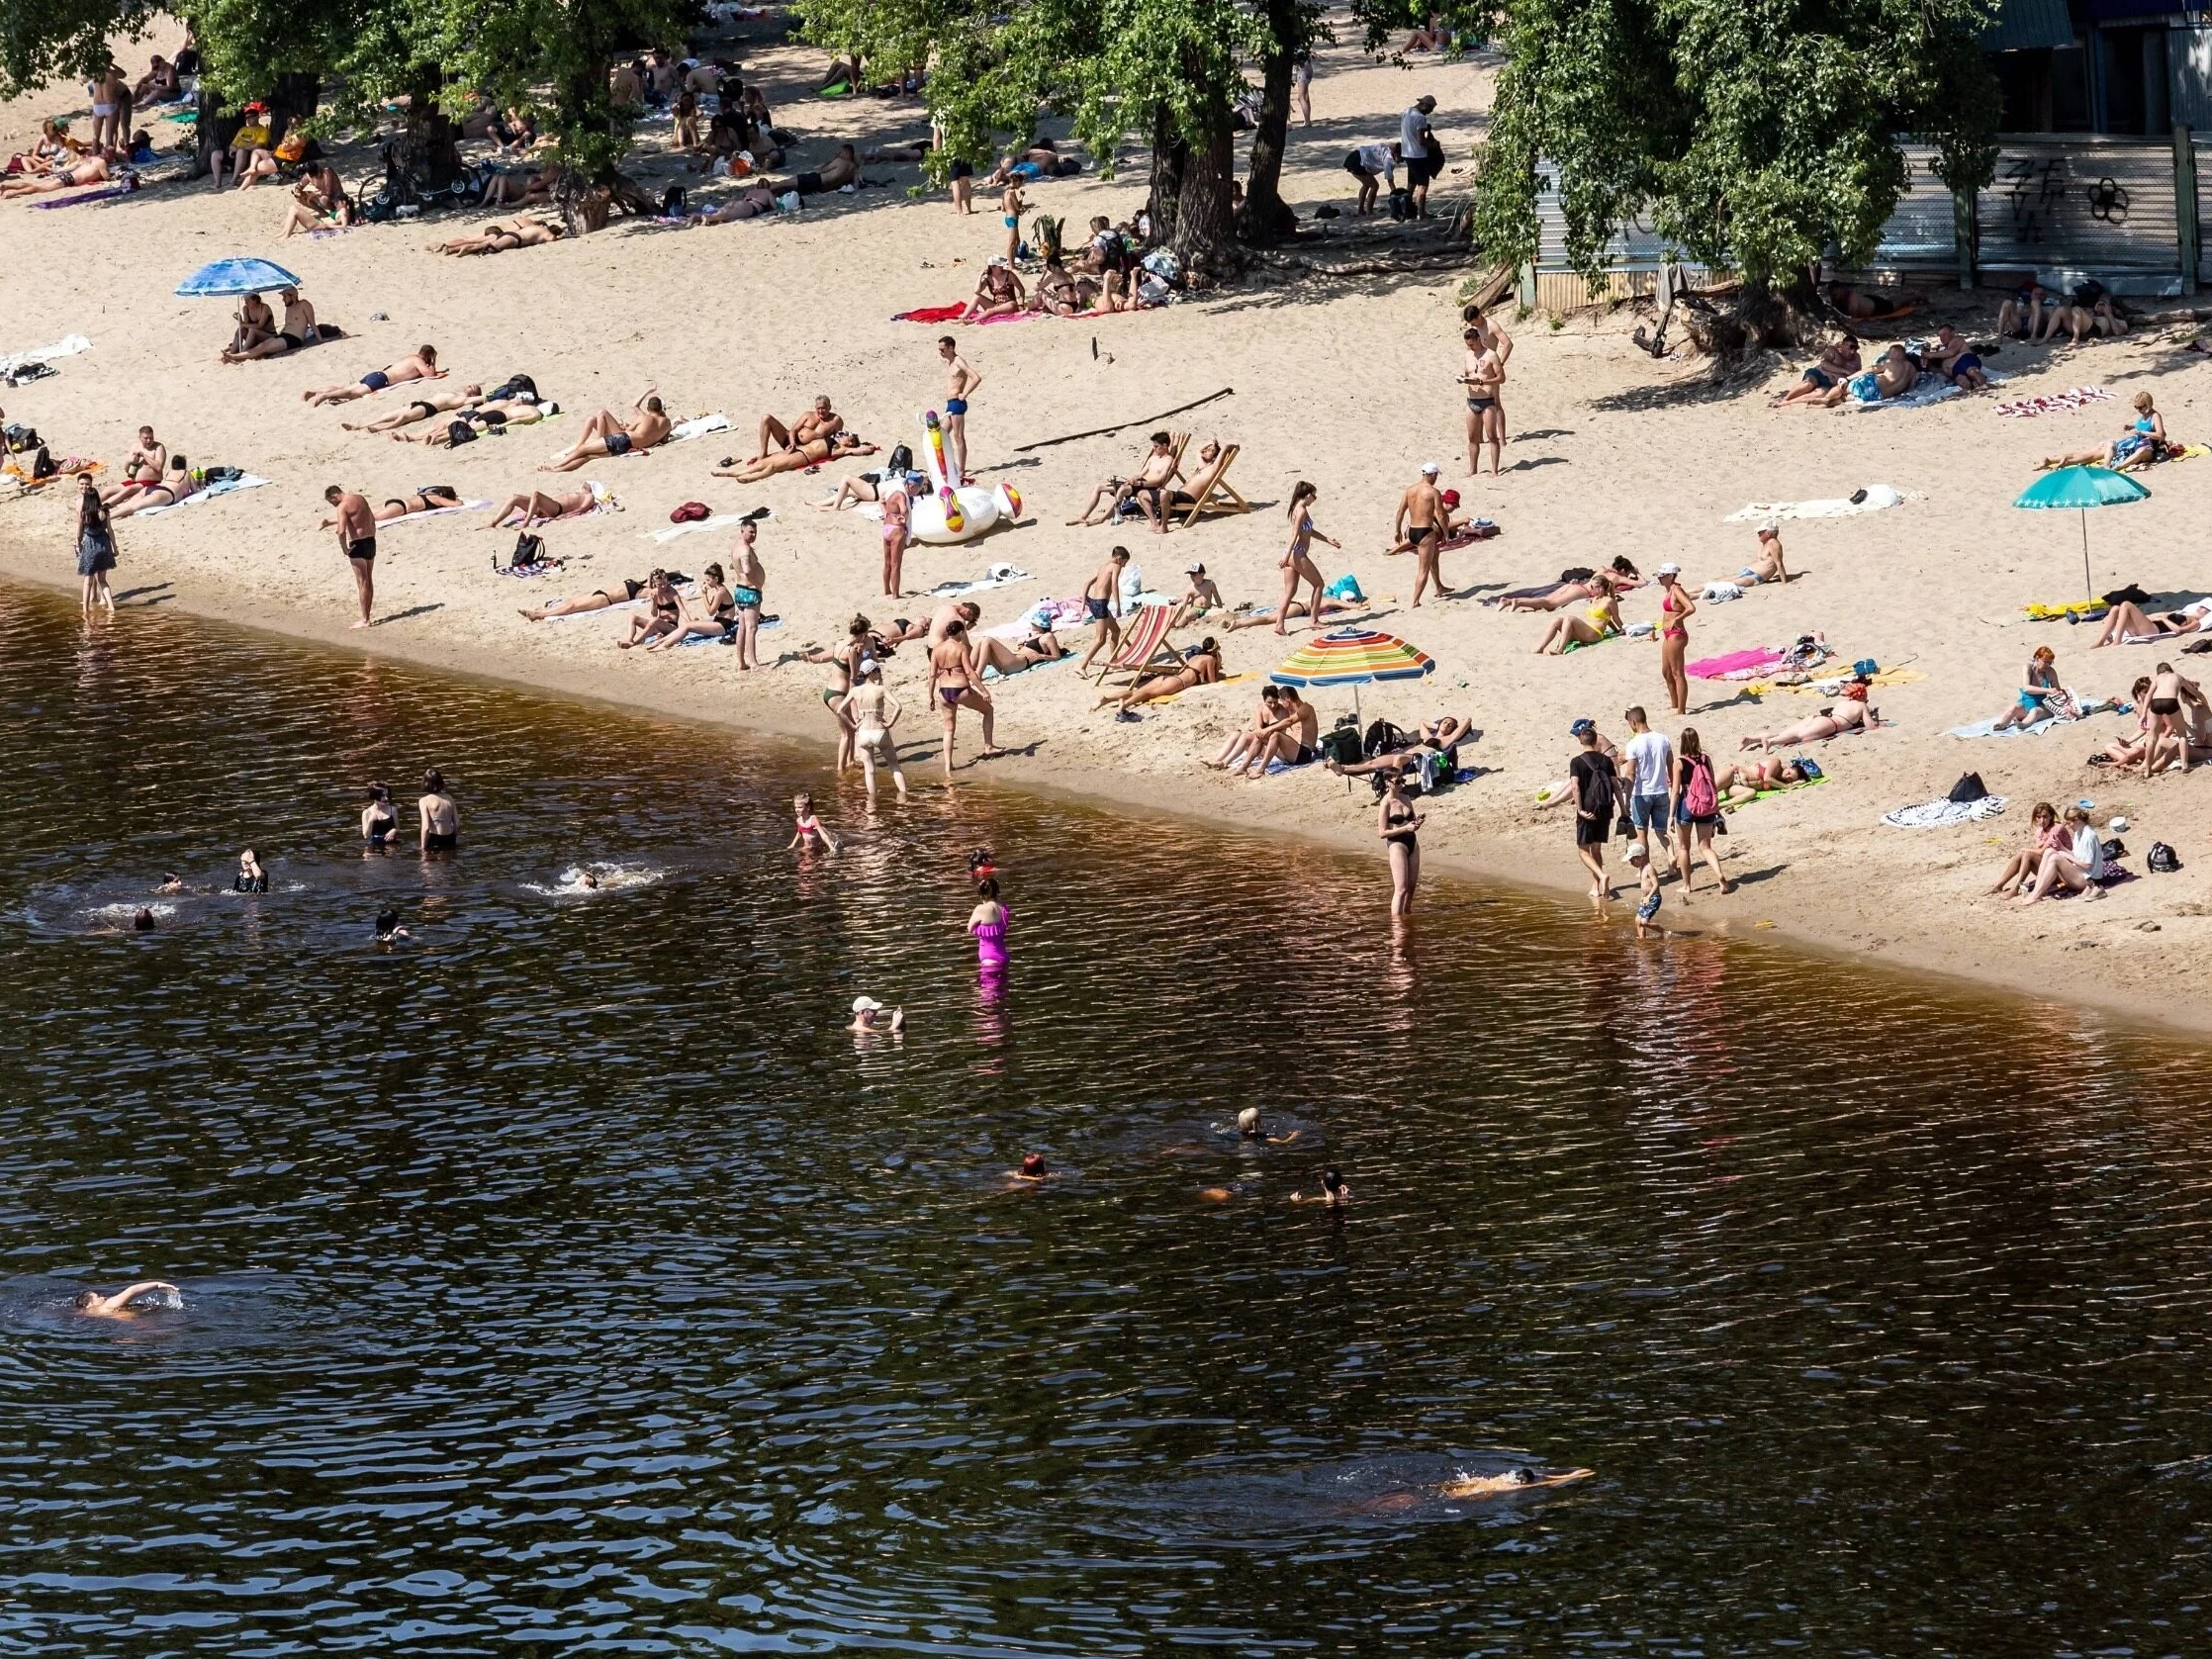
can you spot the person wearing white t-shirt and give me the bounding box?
[1342,141,1397,215]
[1401,95,1436,215]
[1621,705,1676,872]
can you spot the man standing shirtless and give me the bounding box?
[1076,546,1130,675]
[1395,463,1448,607]
[938,335,981,485]
[544,389,670,471]
[324,484,380,627]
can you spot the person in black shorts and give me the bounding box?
[1568,723,1619,908]
[324,484,380,627]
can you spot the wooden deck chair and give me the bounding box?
[1092,600,1181,685]
[1179,443,1247,527]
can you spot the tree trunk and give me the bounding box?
[1167,123,1240,279]
[1146,103,1186,247]
[192,87,226,179]
[1237,2,1300,244]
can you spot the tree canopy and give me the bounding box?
[1475,0,2002,289]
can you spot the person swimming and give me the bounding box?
[1007,1152,1055,1184]
[1293,1167,1349,1209]
[848,995,905,1033]
[73,1280,182,1318]
[581,871,599,889]
[154,873,184,894]
[1236,1106,1302,1145]
[1356,1465,1595,1515]
[232,848,267,892]
[132,906,155,932]
[374,908,408,942]
[788,792,842,854]
[361,782,398,846]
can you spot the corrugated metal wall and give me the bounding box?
[1975,136,2178,272]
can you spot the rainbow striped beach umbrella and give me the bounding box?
[1271,628,1435,746]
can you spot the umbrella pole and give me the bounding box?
[2080,508,2092,599]
[1347,684,1360,793]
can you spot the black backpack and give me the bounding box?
[661,184,687,217]
[2149,841,2183,873]
[1362,718,1411,760]
[507,532,545,569]
[1948,772,1988,803]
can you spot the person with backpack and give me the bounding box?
[1670,727,1731,898]
[1568,724,1617,908]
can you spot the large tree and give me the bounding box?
[1475,0,2001,301]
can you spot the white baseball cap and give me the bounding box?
[852,995,882,1013]
[1420,462,1440,476]
[1655,561,1681,577]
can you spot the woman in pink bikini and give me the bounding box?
[1654,561,1695,715]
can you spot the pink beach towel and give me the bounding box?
[1688,647,1785,680]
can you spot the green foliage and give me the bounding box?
[0,0,157,98]
[1477,0,2001,287]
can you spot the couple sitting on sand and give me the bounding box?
[714,400,877,483]
[222,288,325,363]
[1205,685,1322,778]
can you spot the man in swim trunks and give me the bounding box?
[1921,322,1986,390]
[544,389,671,471]
[1076,546,1131,676]
[1770,331,1861,407]
[1394,462,1448,607]
[100,425,167,507]
[754,394,842,463]
[342,384,484,432]
[1169,561,1226,630]
[302,345,441,406]
[1066,431,1182,527]
[938,335,981,485]
[223,288,321,363]
[1459,328,1504,476]
[0,148,120,196]
[325,484,380,628]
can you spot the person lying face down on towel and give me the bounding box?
[486,484,608,528]
[542,389,670,472]
[302,345,442,407]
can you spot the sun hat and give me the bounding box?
[852,995,881,1013]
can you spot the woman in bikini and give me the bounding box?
[1493,557,1642,611]
[647,563,735,650]
[1206,686,1287,772]
[618,572,684,648]
[519,577,651,621]
[1277,482,1338,635]
[1094,638,1222,712]
[1379,769,1424,915]
[485,485,601,528]
[418,770,460,852]
[1710,756,1807,807]
[1654,562,1694,715]
[107,455,196,517]
[1738,696,1874,751]
[372,485,463,523]
[838,660,909,803]
[929,618,998,779]
[361,783,400,847]
[970,621,1064,678]
[2090,599,2211,647]
[1532,572,1620,654]
[1993,644,2070,730]
[801,615,872,773]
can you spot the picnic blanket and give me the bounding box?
[1994,386,2114,419]
[1882,795,2009,829]
[1724,485,1900,523]
[136,474,270,515]
[0,333,92,378]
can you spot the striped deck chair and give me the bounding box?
[1090,599,1180,685]
[1178,443,1247,527]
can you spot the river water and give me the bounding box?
[4,581,2211,1656]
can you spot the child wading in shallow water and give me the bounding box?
[787,792,841,854]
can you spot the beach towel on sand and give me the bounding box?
[892,303,968,323]
[384,498,490,525]
[136,474,270,515]
[1725,486,1900,523]
[1882,795,2008,828]
[1689,647,1786,680]
[1995,386,2113,419]
[0,333,91,378]
[667,413,731,443]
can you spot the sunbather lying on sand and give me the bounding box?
[303,347,442,406]
[368,485,463,522]
[1771,332,1863,406]
[486,485,605,528]
[519,576,657,620]
[0,150,121,196]
[691,186,778,226]
[428,216,561,255]
[715,432,876,483]
[395,395,554,445]
[106,455,197,516]
[1218,594,1364,631]
[1712,756,1808,805]
[343,386,484,432]
[1324,715,1475,777]
[543,391,669,471]
[1533,574,1621,653]
[970,624,1064,677]
[1492,558,1643,611]
[2090,598,2212,646]
[1738,696,1874,750]
[1094,639,1223,711]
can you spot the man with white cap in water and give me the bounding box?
[1394,462,1448,608]
[848,996,905,1034]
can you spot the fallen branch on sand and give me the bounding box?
[1014,388,1235,451]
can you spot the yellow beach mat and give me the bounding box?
[2166,443,2210,462]
[1747,667,1925,695]
[1149,671,1253,706]
[2025,599,2106,619]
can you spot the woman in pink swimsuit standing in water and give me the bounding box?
[968,876,1009,973]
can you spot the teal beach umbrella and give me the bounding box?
[2012,465,2149,599]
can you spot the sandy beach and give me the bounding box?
[6,18,2212,1032]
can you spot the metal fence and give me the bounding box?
[1529,132,2203,309]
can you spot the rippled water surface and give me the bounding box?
[5,583,2212,1656]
